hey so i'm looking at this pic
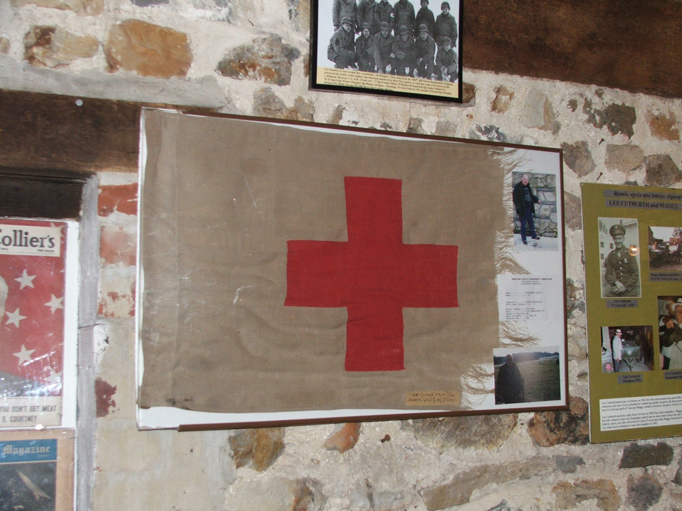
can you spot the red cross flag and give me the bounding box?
[139,111,509,415]
[286,176,458,371]
[0,220,66,398]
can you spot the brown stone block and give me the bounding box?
[561,141,595,178]
[605,144,644,174]
[216,34,300,86]
[552,479,620,511]
[644,154,682,188]
[403,414,517,451]
[627,473,662,511]
[324,422,361,453]
[646,110,680,141]
[24,26,99,68]
[253,88,315,121]
[527,395,589,446]
[491,85,514,114]
[563,191,582,231]
[105,20,192,79]
[619,442,674,469]
[229,428,285,472]
[421,455,553,509]
[583,99,636,138]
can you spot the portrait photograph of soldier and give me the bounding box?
[658,296,682,370]
[598,218,641,298]
[600,325,654,373]
[312,0,461,101]
[493,348,561,405]
[511,171,559,251]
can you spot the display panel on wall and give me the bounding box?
[582,183,682,443]
[136,109,566,429]
[0,219,79,429]
[309,0,462,102]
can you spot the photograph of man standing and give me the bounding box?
[611,328,623,372]
[602,222,640,297]
[513,173,541,246]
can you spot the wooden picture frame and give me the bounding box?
[136,109,567,429]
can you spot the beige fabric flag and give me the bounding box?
[138,109,508,413]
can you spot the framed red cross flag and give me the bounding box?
[137,109,567,429]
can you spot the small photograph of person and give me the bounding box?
[435,1,457,46]
[355,22,376,71]
[659,296,682,370]
[414,0,435,38]
[357,0,378,34]
[327,16,357,69]
[511,171,559,250]
[598,218,641,298]
[373,21,394,73]
[648,226,682,272]
[390,25,416,76]
[494,348,561,405]
[332,0,359,32]
[393,0,416,38]
[600,326,654,373]
[413,24,436,79]
[435,36,456,82]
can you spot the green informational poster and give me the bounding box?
[582,183,682,443]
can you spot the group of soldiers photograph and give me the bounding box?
[327,0,458,82]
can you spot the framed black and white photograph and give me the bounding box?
[309,0,462,102]
[598,217,641,299]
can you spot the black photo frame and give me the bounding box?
[310,0,462,103]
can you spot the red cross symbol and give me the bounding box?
[285,176,458,372]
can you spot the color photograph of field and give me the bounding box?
[494,350,561,404]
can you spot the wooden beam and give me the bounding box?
[0,91,141,173]
[0,90,218,174]
[464,0,682,98]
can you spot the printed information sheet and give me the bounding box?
[601,394,682,431]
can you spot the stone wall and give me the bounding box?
[2,1,682,510]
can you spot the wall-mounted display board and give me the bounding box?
[583,183,682,443]
[136,109,566,429]
[0,428,75,511]
[0,219,78,429]
[310,0,462,102]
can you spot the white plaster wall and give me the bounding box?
[1,1,682,509]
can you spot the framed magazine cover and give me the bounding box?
[0,219,79,429]
[0,429,75,511]
[310,0,462,102]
